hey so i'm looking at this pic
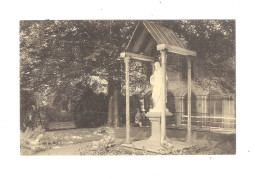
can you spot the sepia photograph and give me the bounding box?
[20,20,236,155]
[2,0,260,178]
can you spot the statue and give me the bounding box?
[149,62,168,112]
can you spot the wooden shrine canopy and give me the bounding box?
[120,21,197,144]
[120,21,196,61]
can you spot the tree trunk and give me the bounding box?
[107,77,121,127]
[114,88,119,127]
[107,96,114,126]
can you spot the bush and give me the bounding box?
[20,90,39,131]
[77,135,115,155]
[72,87,109,128]
[20,126,56,155]
[77,132,150,156]
[159,142,175,155]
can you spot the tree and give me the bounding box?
[20,20,235,129]
[20,20,139,128]
[160,20,235,93]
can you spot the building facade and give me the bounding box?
[144,53,236,130]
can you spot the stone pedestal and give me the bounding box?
[145,111,173,143]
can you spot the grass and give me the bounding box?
[24,126,235,155]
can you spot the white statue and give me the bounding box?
[149,62,168,112]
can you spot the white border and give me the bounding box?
[1,0,260,178]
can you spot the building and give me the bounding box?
[144,53,236,130]
[124,20,236,130]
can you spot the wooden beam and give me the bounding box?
[160,50,167,144]
[124,57,131,144]
[186,56,192,142]
[157,44,197,57]
[120,52,155,62]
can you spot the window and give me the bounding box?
[207,91,222,116]
[184,92,197,116]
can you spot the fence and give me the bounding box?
[180,115,236,133]
[163,93,236,133]
[31,93,236,134]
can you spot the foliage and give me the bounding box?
[77,139,149,155]
[71,85,109,127]
[20,90,37,131]
[20,20,138,128]
[20,89,47,131]
[20,20,136,96]
[21,20,236,101]
[43,106,72,122]
[23,126,235,155]
[162,20,236,93]
[20,126,56,155]
[159,142,175,155]
[20,20,236,129]
[159,132,220,155]
[77,135,115,155]
[158,141,211,155]
[77,128,149,155]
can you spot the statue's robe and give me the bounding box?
[150,67,168,112]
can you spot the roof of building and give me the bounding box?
[125,21,196,57]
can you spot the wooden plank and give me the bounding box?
[120,52,155,62]
[187,57,192,142]
[125,57,131,144]
[160,26,179,47]
[143,21,164,44]
[160,50,167,144]
[151,23,172,46]
[157,44,197,57]
[169,30,187,49]
[144,21,187,49]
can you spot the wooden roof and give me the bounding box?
[125,21,196,57]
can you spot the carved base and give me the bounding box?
[145,111,173,143]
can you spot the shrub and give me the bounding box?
[76,134,148,156]
[159,142,175,155]
[20,126,56,155]
[81,135,115,155]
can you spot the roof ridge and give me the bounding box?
[143,21,187,48]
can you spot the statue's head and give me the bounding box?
[154,62,161,71]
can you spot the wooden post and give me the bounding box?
[125,57,131,143]
[160,50,167,144]
[187,56,192,142]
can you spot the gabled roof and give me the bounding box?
[125,21,196,57]
[143,21,187,49]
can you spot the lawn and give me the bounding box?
[20,126,236,155]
